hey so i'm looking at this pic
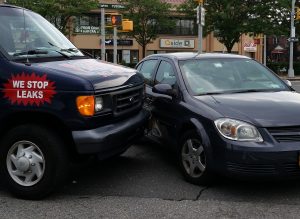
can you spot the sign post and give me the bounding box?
[195,0,205,54]
[101,8,105,61]
[288,0,296,78]
[110,14,122,64]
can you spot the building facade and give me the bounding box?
[1,0,263,64]
[69,0,263,65]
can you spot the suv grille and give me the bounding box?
[266,126,300,142]
[113,87,143,116]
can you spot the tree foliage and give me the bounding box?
[120,0,175,58]
[179,0,290,53]
[7,0,99,34]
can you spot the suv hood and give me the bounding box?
[36,59,142,90]
[196,91,300,127]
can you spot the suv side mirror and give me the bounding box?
[152,84,177,97]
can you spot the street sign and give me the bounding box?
[99,4,126,10]
[288,37,299,42]
[201,7,205,26]
[196,6,205,26]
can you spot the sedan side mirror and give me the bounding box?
[284,79,292,87]
[152,84,177,97]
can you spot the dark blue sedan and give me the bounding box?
[136,52,300,184]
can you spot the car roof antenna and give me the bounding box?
[22,6,30,66]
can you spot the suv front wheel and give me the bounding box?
[0,124,69,200]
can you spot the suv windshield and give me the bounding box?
[179,58,289,95]
[0,6,84,60]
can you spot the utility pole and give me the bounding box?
[101,8,105,61]
[288,0,296,78]
[113,26,117,64]
[263,35,267,66]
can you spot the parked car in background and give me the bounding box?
[136,52,300,184]
[0,4,148,199]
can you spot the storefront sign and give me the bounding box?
[244,42,257,52]
[160,39,195,49]
[74,25,100,34]
[99,4,126,9]
[104,39,133,46]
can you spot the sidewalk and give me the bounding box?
[279,76,300,81]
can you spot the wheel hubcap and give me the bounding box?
[181,138,206,178]
[6,141,45,187]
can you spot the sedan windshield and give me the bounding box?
[179,58,289,95]
[0,7,84,60]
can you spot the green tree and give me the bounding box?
[7,0,99,34]
[120,0,175,58]
[179,0,289,53]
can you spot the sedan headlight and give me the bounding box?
[95,96,104,112]
[214,118,263,142]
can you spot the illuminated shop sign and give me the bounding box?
[160,39,195,49]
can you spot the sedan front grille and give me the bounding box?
[266,126,300,142]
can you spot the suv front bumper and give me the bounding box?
[72,110,149,157]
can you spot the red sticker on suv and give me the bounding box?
[3,73,56,106]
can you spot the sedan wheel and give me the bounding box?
[181,138,206,178]
[179,130,213,185]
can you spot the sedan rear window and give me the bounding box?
[179,58,288,95]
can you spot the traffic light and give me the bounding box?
[194,0,204,4]
[296,7,300,20]
[110,14,122,26]
[122,19,133,32]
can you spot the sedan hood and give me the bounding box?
[195,91,300,127]
[36,59,142,90]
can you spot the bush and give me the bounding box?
[267,62,300,76]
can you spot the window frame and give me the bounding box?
[136,58,159,86]
[154,60,177,87]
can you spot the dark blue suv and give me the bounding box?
[137,52,300,185]
[0,5,148,199]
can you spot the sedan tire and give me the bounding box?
[179,130,213,185]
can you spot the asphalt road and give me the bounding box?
[291,80,300,92]
[1,140,300,219]
[2,83,300,218]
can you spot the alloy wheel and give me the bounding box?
[181,138,206,178]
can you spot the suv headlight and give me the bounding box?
[214,118,263,142]
[76,95,104,116]
[95,96,104,112]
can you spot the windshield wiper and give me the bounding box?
[48,42,79,54]
[13,49,48,56]
[198,91,225,95]
[61,48,79,53]
[230,89,275,93]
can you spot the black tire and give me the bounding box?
[0,124,69,200]
[178,130,214,185]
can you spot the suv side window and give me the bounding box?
[139,59,158,85]
[155,60,176,86]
